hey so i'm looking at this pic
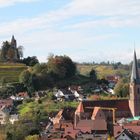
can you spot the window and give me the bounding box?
[138,88,140,94]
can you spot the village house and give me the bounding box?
[9,114,19,124]
[54,89,80,101]
[0,106,9,124]
[106,75,120,83]
[115,128,140,140]
[0,99,13,124]
[10,92,29,101]
[44,50,140,139]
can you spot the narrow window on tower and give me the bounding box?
[138,88,140,94]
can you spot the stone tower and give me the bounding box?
[129,50,140,117]
[11,35,18,60]
[11,35,17,48]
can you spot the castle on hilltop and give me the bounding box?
[0,36,21,62]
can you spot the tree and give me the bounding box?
[19,70,35,95]
[25,135,39,140]
[47,55,76,79]
[5,120,40,140]
[19,70,31,84]
[114,78,129,97]
[1,77,6,87]
[32,63,48,74]
[0,41,11,61]
[89,69,97,82]
[0,87,16,99]
[22,56,39,66]
[18,46,24,59]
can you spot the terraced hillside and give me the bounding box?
[0,63,27,84]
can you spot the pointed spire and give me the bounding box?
[131,50,139,83]
[11,35,15,42]
[11,35,17,48]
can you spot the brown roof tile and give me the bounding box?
[82,99,130,112]
[114,125,140,137]
[91,107,106,120]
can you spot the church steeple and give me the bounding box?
[131,50,139,83]
[129,49,140,117]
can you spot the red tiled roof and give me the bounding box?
[64,127,79,138]
[115,129,139,139]
[92,107,100,120]
[114,125,140,137]
[53,109,63,125]
[76,119,107,131]
[17,92,28,97]
[82,99,130,112]
[0,99,13,108]
[91,107,106,120]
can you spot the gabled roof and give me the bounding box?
[91,107,106,120]
[115,129,139,139]
[0,99,13,108]
[52,109,63,125]
[114,125,140,138]
[91,107,100,120]
[82,99,130,112]
[75,102,84,114]
[60,89,73,95]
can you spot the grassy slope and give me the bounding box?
[18,96,78,116]
[77,64,129,78]
[0,63,27,84]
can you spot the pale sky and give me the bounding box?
[0,0,140,63]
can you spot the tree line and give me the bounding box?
[19,55,76,95]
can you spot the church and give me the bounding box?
[74,50,140,130]
[47,51,140,139]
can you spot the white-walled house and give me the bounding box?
[71,90,80,98]
[10,92,29,101]
[54,89,80,101]
[9,114,19,124]
[54,90,64,98]
[0,99,13,124]
[0,106,9,124]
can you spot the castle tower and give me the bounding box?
[11,35,17,48]
[129,50,140,117]
[11,35,18,60]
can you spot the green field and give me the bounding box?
[77,64,130,79]
[0,63,27,84]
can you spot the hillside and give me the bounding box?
[77,64,130,79]
[0,63,27,84]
